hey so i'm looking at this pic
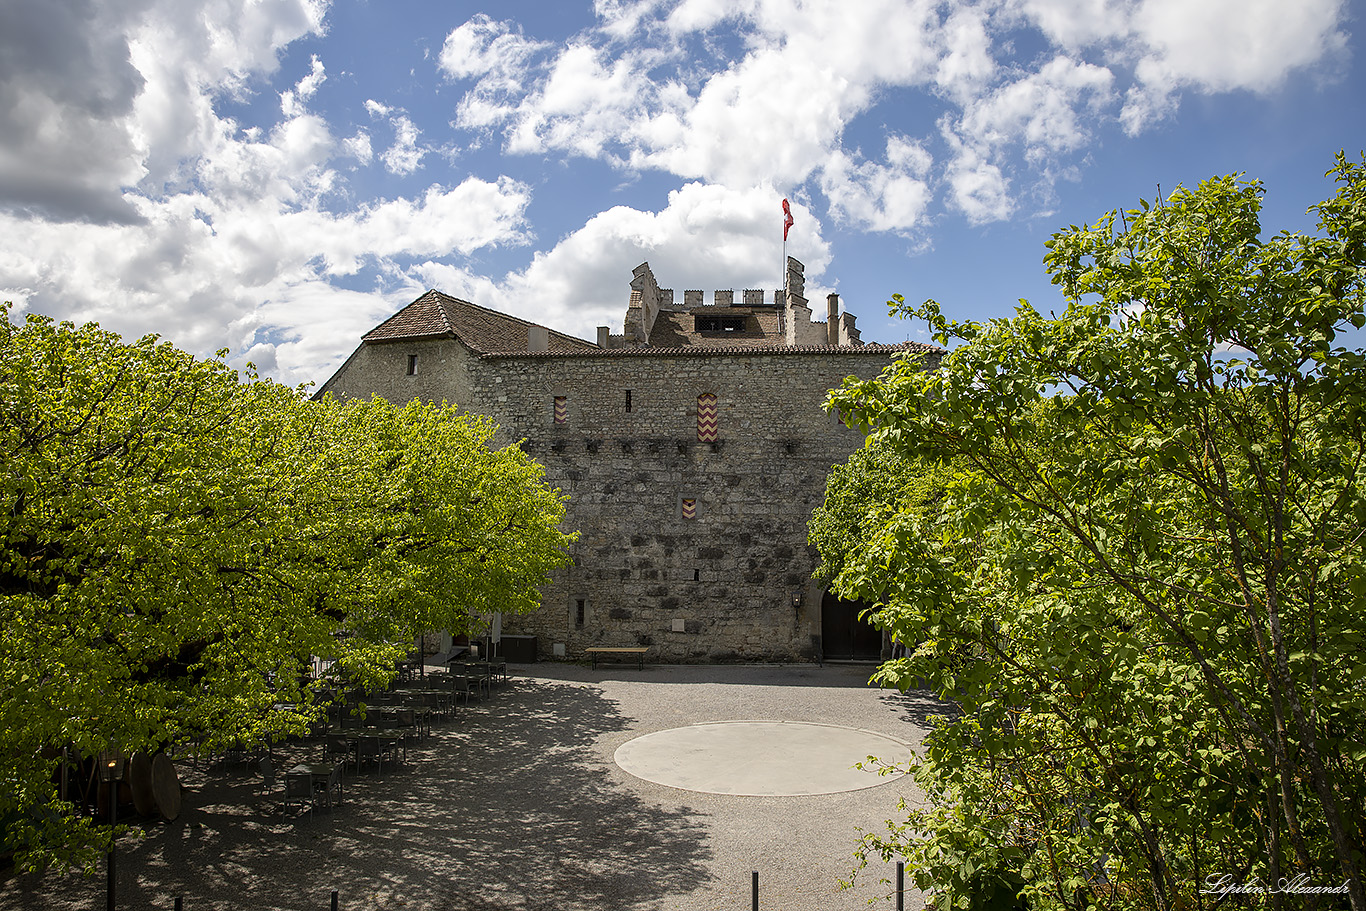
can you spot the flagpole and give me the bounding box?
[779,196,795,341]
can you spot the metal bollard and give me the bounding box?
[897,862,905,910]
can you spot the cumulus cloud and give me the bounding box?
[444,0,1348,220]
[443,0,942,188]
[0,0,534,386]
[1012,0,1350,132]
[413,182,834,343]
[441,14,553,131]
[820,137,934,233]
[0,0,1352,389]
[0,0,148,222]
[365,100,427,175]
[280,54,325,118]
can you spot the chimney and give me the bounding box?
[827,293,840,345]
[597,326,610,348]
[528,325,549,352]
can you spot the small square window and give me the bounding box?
[406,354,418,376]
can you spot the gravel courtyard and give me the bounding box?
[0,663,948,911]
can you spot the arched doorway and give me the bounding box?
[820,591,883,661]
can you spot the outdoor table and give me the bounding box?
[289,761,343,807]
[447,659,496,696]
[346,732,401,771]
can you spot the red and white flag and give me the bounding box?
[782,198,794,240]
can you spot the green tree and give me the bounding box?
[825,155,1366,911]
[0,311,572,870]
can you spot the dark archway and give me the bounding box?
[820,592,883,661]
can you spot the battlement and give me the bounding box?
[616,258,859,349]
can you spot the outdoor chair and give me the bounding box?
[356,737,392,774]
[282,771,315,819]
[259,755,277,798]
[446,667,477,705]
[396,709,418,757]
[325,733,353,770]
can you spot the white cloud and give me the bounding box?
[957,56,1115,159]
[1122,0,1349,130]
[0,0,1353,391]
[1013,0,1350,132]
[0,1,536,387]
[941,129,1013,224]
[342,131,373,165]
[507,43,655,161]
[441,14,552,132]
[439,13,549,81]
[280,54,325,118]
[448,0,942,188]
[1009,0,1130,50]
[380,114,424,175]
[365,100,427,175]
[935,5,997,102]
[820,136,934,233]
[444,0,1348,224]
[414,182,834,343]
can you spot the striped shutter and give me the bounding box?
[681,498,696,520]
[696,393,718,442]
[554,396,567,424]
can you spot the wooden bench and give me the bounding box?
[584,647,649,670]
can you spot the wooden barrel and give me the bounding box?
[150,753,182,821]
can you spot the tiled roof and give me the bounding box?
[363,290,600,355]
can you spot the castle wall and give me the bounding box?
[465,349,934,662]
[317,336,477,408]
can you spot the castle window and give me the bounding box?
[696,393,718,442]
[625,389,632,412]
[554,396,567,424]
[406,354,418,376]
[695,315,746,332]
[574,599,586,628]
[681,497,697,520]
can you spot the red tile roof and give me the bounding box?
[363,290,600,355]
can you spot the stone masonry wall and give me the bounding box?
[317,337,476,407]
[467,350,929,662]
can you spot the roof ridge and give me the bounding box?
[424,290,596,351]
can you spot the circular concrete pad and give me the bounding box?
[614,721,908,796]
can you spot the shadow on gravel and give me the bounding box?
[1,679,713,911]
[877,688,961,729]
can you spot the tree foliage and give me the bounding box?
[0,310,572,869]
[824,154,1366,911]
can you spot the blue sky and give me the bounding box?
[0,0,1361,385]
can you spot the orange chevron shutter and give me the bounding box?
[697,393,717,442]
[554,396,567,424]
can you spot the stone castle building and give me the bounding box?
[318,258,939,662]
